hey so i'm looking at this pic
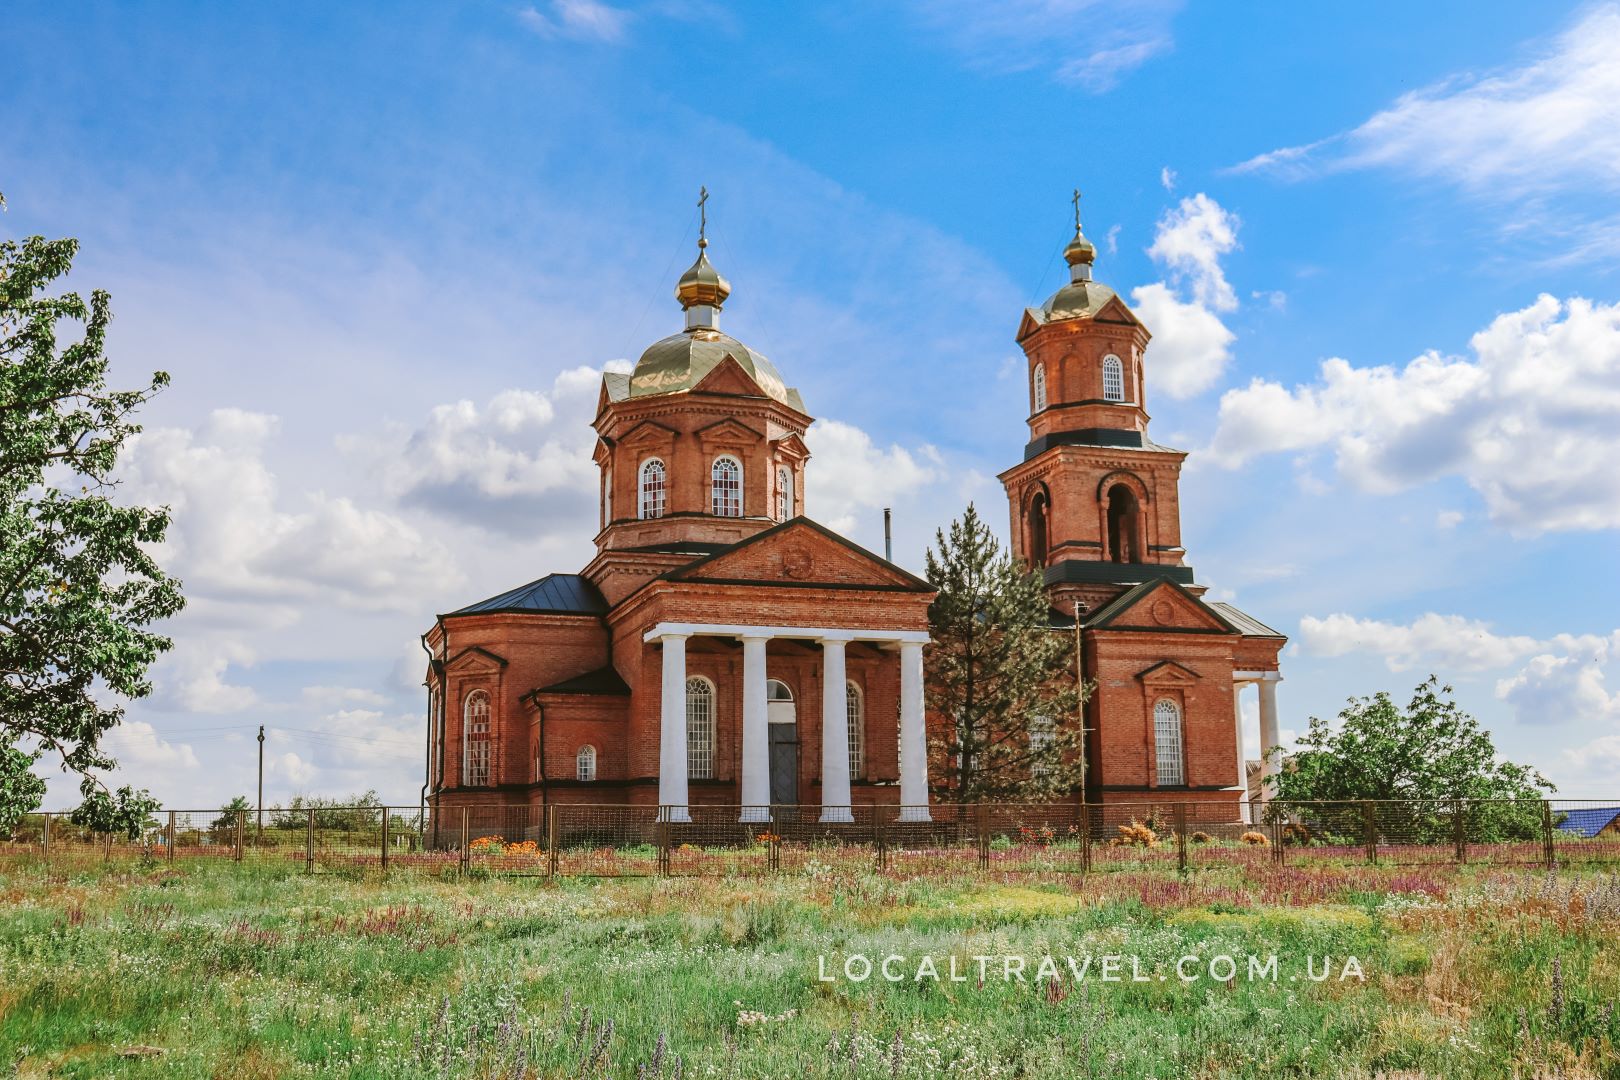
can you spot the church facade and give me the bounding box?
[423,201,1284,824]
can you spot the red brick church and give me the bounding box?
[423,199,1284,823]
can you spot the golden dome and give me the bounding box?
[1064,229,1096,267]
[675,240,731,310]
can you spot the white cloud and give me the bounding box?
[1301,612,1620,726]
[1159,166,1176,191]
[907,0,1179,91]
[375,366,616,538]
[150,640,260,714]
[300,686,389,709]
[1230,5,1620,256]
[1559,733,1620,795]
[1145,193,1239,311]
[1129,192,1243,399]
[1205,294,1620,534]
[122,409,459,616]
[1436,509,1464,530]
[1299,612,1544,673]
[99,721,202,774]
[805,419,942,536]
[518,0,631,43]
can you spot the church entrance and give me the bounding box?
[766,679,798,808]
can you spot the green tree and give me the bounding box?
[1273,677,1553,841]
[924,504,1089,802]
[211,795,251,834]
[0,195,184,838]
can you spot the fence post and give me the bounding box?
[1080,802,1092,874]
[874,805,887,872]
[304,808,315,874]
[167,810,176,865]
[1362,800,1377,865]
[976,803,990,871]
[1175,803,1188,872]
[235,811,244,862]
[1272,813,1285,864]
[767,806,780,873]
[1453,799,1467,864]
[41,813,50,861]
[655,810,670,876]
[459,808,470,875]
[1542,800,1556,870]
[546,805,559,879]
[380,808,390,874]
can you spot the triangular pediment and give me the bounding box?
[592,437,613,466]
[772,431,810,460]
[618,418,680,449]
[1094,294,1144,327]
[1135,659,1201,684]
[694,416,765,445]
[1087,578,1236,634]
[665,519,932,591]
[691,354,768,398]
[446,645,508,673]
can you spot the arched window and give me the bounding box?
[576,745,597,782]
[1032,363,1047,412]
[600,468,612,528]
[1102,355,1125,402]
[463,690,490,787]
[846,681,864,780]
[1106,483,1141,564]
[1027,489,1049,566]
[1154,699,1185,786]
[767,679,793,702]
[639,459,666,519]
[686,677,715,779]
[711,456,742,517]
[776,466,792,521]
[1030,714,1055,782]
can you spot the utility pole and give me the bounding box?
[256,725,265,842]
[1074,600,1088,798]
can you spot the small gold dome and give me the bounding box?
[1064,229,1096,267]
[675,241,731,310]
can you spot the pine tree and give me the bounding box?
[923,504,1089,802]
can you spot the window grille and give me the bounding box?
[1103,355,1125,402]
[686,677,715,779]
[576,745,596,782]
[712,457,742,517]
[464,691,491,787]
[846,681,864,780]
[1154,698,1185,786]
[639,459,666,519]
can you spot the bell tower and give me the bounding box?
[999,194,1197,615]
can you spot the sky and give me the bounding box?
[5,0,1619,809]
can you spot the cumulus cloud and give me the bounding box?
[805,419,943,536]
[1300,612,1620,726]
[99,721,203,774]
[122,409,457,616]
[518,0,631,43]
[1559,733,1620,795]
[149,640,260,714]
[1131,193,1242,398]
[377,365,621,538]
[1206,295,1620,533]
[907,0,1179,91]
[1230,5,1620,257]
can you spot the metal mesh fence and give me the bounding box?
[3,798,1616,877]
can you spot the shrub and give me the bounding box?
[1239,831,1270,847]
[1282,822,1313,846]
[1189,831,1213,844]
[1112,820,1159,848]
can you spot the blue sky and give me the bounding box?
[5,0,1619,806]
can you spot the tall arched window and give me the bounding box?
[711,456,742,517]
[639,459,667,519]
[576,744,597,782]
[1030,714,1055,782]
[776,466,792,520]
[463,690,491,787]
[846,681,864,780]
[1032,363,1047,412]
[600,468,612,528]
[1102,355,1125,402]
[1154,699,1185,786]
[1027,489,1049,566]
[686,677,715,779]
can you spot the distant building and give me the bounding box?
[423,197,1288,823]
[1557,806,1620,838]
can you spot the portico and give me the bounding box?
[643,621,932,823]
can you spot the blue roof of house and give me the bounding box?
[446,573,608,617]
[1556,806,1620,837]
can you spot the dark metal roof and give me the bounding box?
[1208,601,1287,639]
[1557,807,1620,838]
[447,574,609,617]
[536,666,630,696]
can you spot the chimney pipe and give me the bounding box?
[883,507,893,562]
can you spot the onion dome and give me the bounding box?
[674,239,731,310]
[1031,190,1120,325]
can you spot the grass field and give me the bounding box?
[1,857,1617,1079]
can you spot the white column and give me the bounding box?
[897,640,931,822]
[657,633,691,822]
[1233,681,1250,824]
[1258,674,1282,802]
[738,635,770,822]
[819,636,853,823]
